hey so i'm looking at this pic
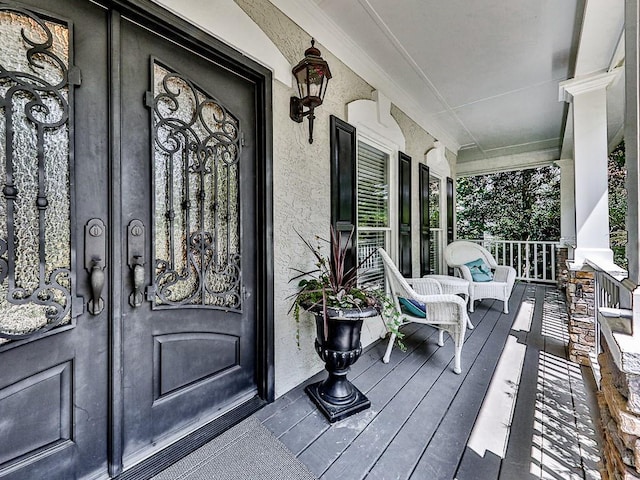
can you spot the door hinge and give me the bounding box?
[240,133,246,147]
[69,66,82,86]
[144,91,154,108]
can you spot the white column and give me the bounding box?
[559,71,621,266]
[556,158,576,257]
[626,0,640,284]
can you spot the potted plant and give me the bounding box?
[290,226,396,422]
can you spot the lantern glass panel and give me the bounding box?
[294,68,308,99]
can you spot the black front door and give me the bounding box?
[0,1,269,478]
[117,15,259,468]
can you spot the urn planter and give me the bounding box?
[305,306,378,423]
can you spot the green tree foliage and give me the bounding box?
[608,142,627,268]
[456,166,560,241]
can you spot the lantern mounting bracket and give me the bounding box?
[289,96,307,123]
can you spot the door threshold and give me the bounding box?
[114,395,266,480]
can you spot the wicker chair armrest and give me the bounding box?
[398,291,468,322]
[410,292,467,309]
[493,265,516,283]
[418,294,468,323]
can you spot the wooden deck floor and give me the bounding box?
[254,283,602,480]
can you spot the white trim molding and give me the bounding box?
[347,91,406,152]
[151,0,292,86]
[425,142,451,178]
[558,69,622,103]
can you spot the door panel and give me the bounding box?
[119,17,258,464]
[0,0,109,478]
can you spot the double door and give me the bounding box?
[0,1,266,478]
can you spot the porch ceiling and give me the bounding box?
[272,0,625,167]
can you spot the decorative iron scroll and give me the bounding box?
[150,61,242,311]
[0,6,76,340]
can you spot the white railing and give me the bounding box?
[468,239,561,283]
[588,258,634,336]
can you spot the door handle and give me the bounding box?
[130,256,145,307]
[88,258,105,315]
[127,220,146,307]
[85,219,106,315]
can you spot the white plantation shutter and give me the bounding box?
[357,141,389,289]
[358,142,389,228]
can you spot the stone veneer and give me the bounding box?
[565,265,596,366]
[599,342,640,479]
[556,247,569,289]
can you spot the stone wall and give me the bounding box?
[566,266,596,366]
[556,247,569,289]
[599,343,640,479]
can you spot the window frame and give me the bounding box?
[427,170,447,274]
[355,130,399,285]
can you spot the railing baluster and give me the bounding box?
[517,243,522,278]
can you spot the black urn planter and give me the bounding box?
[305,306,378,423]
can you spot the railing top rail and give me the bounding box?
[585,257,633,290]
[468,239,561,246]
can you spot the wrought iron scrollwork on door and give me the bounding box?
[148,60,242,311]
[0,6,81,340]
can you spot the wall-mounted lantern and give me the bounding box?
[290,39,332,144]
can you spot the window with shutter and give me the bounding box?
[429,174,444,274]
[419,164,430,276]
[357,141,390,289]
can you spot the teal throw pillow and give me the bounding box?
[398,297,426,317]
[465,258,494,282]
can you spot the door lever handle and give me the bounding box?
[85,219,106,315]
[130,256,145,307]
[88,258,105,315]
[127,220,146,307]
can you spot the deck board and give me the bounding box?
[364,306,505,479]
[412,285,531,480]
[254,283,600,480]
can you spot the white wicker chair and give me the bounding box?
[444,241,516,314]
[378,248,468,374]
